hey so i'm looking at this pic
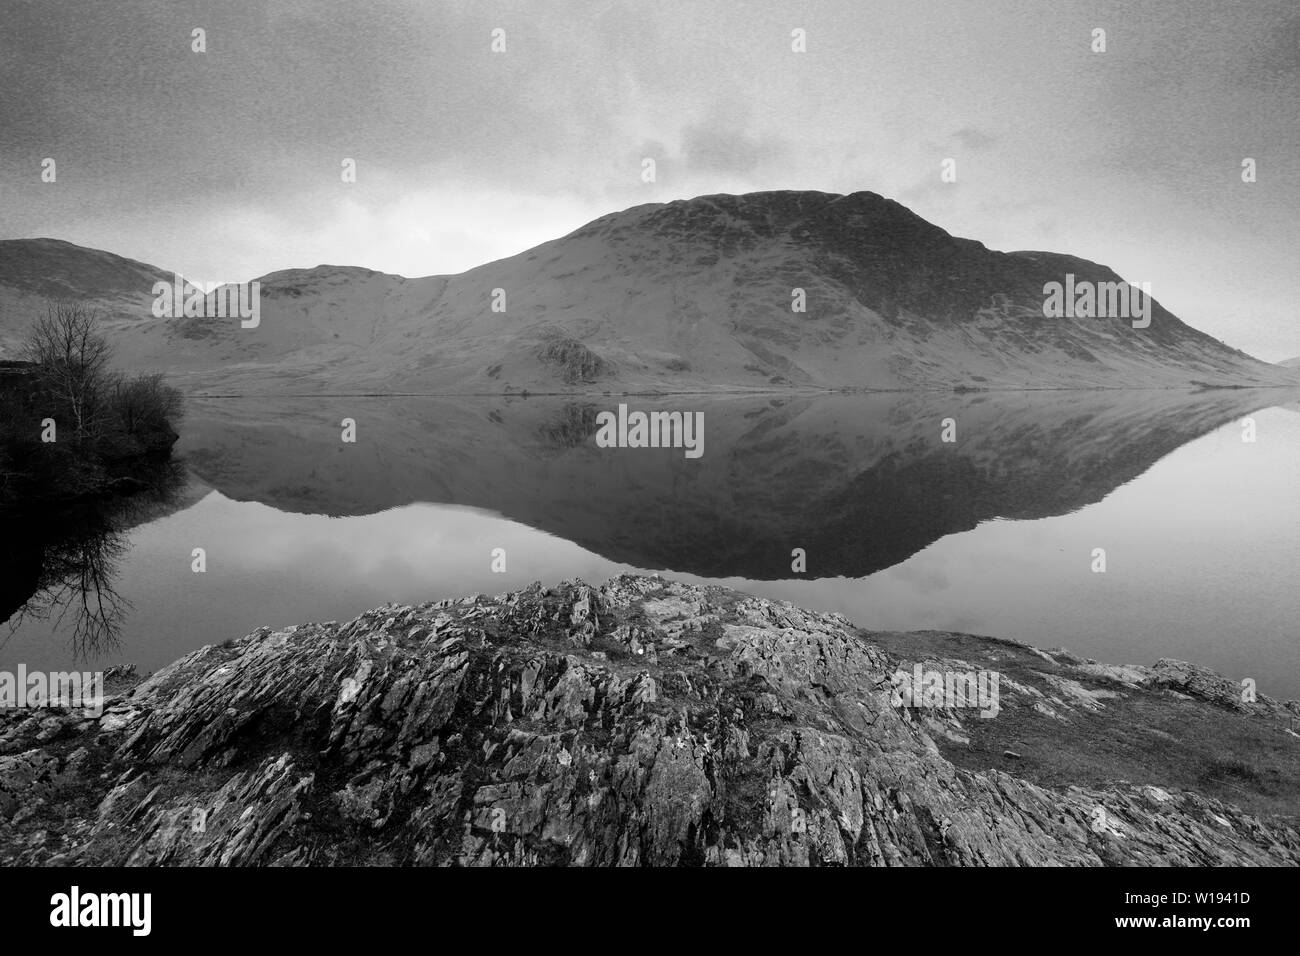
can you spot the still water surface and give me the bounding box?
[4,391,1297,696]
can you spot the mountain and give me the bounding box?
[0,192,1289,392]
[1280,356,1300,368]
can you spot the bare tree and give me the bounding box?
[110,371,185,438]
[23,302,113,441]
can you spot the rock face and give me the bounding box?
[2,576,1297,866]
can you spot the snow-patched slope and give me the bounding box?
[0,192,1287,392]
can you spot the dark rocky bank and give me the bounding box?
[1,575,1296,866]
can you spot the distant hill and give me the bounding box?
[0,191,1289,393]
[1279,356,1300,368]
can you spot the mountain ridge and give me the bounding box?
[0,190,1289,393]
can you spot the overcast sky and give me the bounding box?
[1,0,1297,359]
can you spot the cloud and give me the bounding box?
[952,126,998,151]
[0,0,1296,361]
[680,109,792,176]
[1250,13,1300,81]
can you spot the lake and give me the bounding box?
[4,388,1299,697]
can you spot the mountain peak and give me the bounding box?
[0,237,172,299]
[572,189,940,243]
[0,190,1288,392]
[257,264,402,287]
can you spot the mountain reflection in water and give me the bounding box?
[181,388,1290,580]
[3,389,1297,697]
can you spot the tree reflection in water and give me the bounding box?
[1,459,187,659]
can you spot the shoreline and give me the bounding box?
[182,382,1300,400]
[2,574,1296,866]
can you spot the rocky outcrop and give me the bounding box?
[1,576,1296,866]
[532,335,609,385]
